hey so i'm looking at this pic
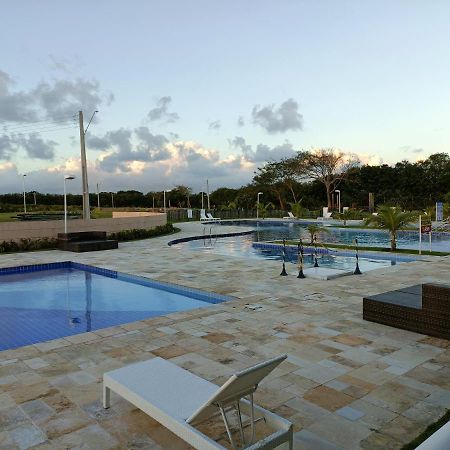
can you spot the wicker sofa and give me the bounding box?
[363,283,450,340]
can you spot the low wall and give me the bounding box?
[0,214,167,242]
[112,211,155,218]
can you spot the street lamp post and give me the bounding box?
[256,192,263,219]
[22,174,27,213]
[64,175,75,234]
[163,190,171,214]
[335,190,341,213]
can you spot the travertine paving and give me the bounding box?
[1,221,449,449]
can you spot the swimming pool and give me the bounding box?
[0,262,229,351]
[172,234,415,271]
[217,220,450,252]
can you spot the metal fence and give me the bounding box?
[166,208,321,222]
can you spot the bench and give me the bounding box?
[363,283,450,340]
[16,213,81,221]
[57,231,118,252]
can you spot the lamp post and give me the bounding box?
[335,189,341,213]
[256,192,263,219]
[22,174,27,213]
[64,175,75,233]
[163,189,171,214]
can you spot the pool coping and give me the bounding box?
[167,229,254,246]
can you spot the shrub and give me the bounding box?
[0,224,177,253]
[109,223,176,242]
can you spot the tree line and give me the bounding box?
[1,150,449,212]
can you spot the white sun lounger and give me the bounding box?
[103,355,293,450]
[282,212,296,219]
[200,209,209,221]
[207,212,221,222]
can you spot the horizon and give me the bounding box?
[1,0,449,194]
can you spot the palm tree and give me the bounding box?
[288,200,303,219]
[257,202,274,219]
[305,224,330,245]
[336,208,363,226]
[364,206,417,251]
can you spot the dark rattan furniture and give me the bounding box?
[58,231,118,252]
[363,283,450,340]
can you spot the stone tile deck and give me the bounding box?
[1,222,450,449]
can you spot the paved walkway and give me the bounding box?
[0,222,450,449]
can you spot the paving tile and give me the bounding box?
[336,405,365,421]
[308,413,372,449]
[8,423,46,449]
[294,429,345,450]
[347,399,397,429]
[324,380,350,392]
[303,386,354,412]
[23,358,49,370]
[0,407,29,432]
[51,423,119,450]
[20,400,55,424]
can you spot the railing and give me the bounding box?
[166,208,321,222]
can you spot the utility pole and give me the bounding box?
[79,111,90,220]
[206,179,210,210]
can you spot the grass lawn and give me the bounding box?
[0,212,19,222]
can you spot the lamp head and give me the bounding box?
[258,192,263,195]
[64,175,75,180]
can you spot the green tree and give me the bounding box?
[257,202,274,218]
[288,200,303,218]
[364,206,417,251]
[253,161,288,209]
[305,224,330,245]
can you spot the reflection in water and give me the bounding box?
[85,272,92,332]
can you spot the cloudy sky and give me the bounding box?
[1,0,449,194]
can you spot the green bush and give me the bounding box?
[109,223,177,242]
[0,224,177,253]
[0,237,58,253]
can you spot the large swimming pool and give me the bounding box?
[218,220,450,252]
[0,262,229,350]
[172,233,415,272]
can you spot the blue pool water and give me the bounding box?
[172,234,413,271]
[217,220,450,252]
[0,262,228,350]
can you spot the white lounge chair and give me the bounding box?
[200,209,209,221]
[282,212,296,219]
[207,212,221,222]
[103,355,293,450]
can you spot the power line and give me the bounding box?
[1,117,77,133]
[0,113,77,127]
[12,125,78,135]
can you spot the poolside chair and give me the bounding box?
[200,209,209,221]
[207,212,221,222]
[103,355,293,450]
[282,212,296,219]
